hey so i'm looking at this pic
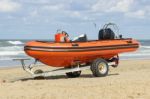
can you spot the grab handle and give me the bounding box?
[72,43,79,47]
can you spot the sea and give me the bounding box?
[0,40,149,67]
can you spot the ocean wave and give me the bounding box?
[120,53,150,57]
[0,55,28,61]
[0,51,24,56]
[139,50,150,53]
[0,46,23,51]
[140,46,150,49]
[0,46,25,59]
[7,41,24,45]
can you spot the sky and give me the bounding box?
[0,0,150,40]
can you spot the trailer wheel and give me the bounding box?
[34,69,45,79]
[66,71,81,78]
[91,58,109,77]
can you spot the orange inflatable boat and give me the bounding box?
[25,39,139,67]
[24,23,139,67]
[23,23,139,78]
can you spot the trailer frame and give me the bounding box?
[13,57,118,78]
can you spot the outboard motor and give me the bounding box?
[98,23,117,40]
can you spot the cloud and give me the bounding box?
[3,0,148,23]
[91,0,150,19]
[0,0,21,12]
[42,4,65,11]
[71,11,81,17]
[92,0,134,13]
[30,10,38,17]
[109,0,134,12]
[144,6,150,16]
[125,4,150,19]
[125,10,146,19]
[70,11,95,21]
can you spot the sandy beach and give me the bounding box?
[0,60,150,99]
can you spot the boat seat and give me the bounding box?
[98,28,115,40]
[72,34,88,42]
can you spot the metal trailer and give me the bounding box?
[13,56,119,79]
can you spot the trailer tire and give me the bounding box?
[34,69,45,79]
[66,71,81,78]
[91,58,109,77]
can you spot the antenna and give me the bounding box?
[93,22,97,28]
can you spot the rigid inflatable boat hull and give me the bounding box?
[24,39,139,67]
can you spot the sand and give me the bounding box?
[0,60,150,99]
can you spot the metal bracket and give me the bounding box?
[13,58,31,70]
[13,58,37,75]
